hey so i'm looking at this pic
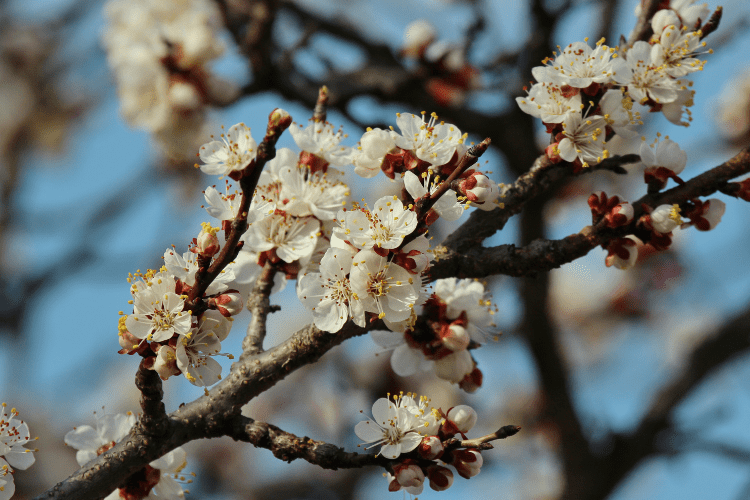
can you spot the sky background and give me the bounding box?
[3,0,750,498]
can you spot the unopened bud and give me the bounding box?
[417,435,444,460]
[458,170,498,208]
[402,19,436,57]
[427,465,454,491]
[440,323,470,351]
[604,236,641,270]
[197,222,221,256]
[210,291,243,317]
[393,461,425,489]
[451,449,483,479]
[168,81,202,111]
[446,405,478,433]
[686,198,726,231]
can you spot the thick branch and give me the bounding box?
[134,359,169,438]
[242,261,277,357]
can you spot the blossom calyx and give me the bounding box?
[589,192,633,227]
[459,367,483,393]
[209,290,243,317]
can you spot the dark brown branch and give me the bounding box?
[432,148,750,279]
[441,154,639,254]
[241,261,277,357]
[134,359,169,438]
[230,415,389,469]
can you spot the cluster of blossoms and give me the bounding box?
[118,246,241,391]
[103,0,237,157]
[372,278,496,391]
[517,0,712,171]
[355,393,486,495]
[516,1,728,269]
[0,404,36,500]
[64,411,192,499]
[590,136,725,270]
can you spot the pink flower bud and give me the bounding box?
[440,323,470,351]
[427,465,454,491]
[604,236,641,270]
[417,435,444,460]
[458,170,498,207]
[451,449,483,479]
[446,405,478,433]
[685,198,726,231]
[606,202,634,228]
[393,462,425,489]
[210,291,243,317]
[196,223,220,256]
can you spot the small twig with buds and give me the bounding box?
[701,7,723,39]
[313,85,328,122]
[629,0,662,44]
[452,425,522,451]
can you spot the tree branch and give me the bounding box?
[242,261,277,357]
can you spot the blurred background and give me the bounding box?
[3,0,750,498]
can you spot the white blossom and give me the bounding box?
[0,404,34,472]
[640,137,687,176]
[651,204,684,233]
[354,394,437,459]
[0,458,14,500]
[126,271,192,343]
[64,411,136,466]
[333,196,417,250]
[557,112,608,168]
[516,82,583,123]
[600,89,640,138]
[614,41,680,104]
[242,213,320,263]
[532,39,619,88]
[654,26,707,78]
[297,248,365,333]
[353,128,398,178]
[392,112,466,167]
[289,120,353,167]
[198,123,257,177]
[164,247,235,295]
[349,250,421,322]
[176,310,232,388]
[403,170,464,221]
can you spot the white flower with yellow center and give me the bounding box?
[334,196,417,250]
[516,82,583,123]
[289,120,353,167]
[0,404,35,473]
[354,395,427,459]
[349,250,420,322]
[392,112,466,167]
[297,248,365,333]
[557,112,608,168]
[198,123,257,177]
[403,170,464,221]
[125,270,191,343]
[242,213,320,263]
[533,39,619,88]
